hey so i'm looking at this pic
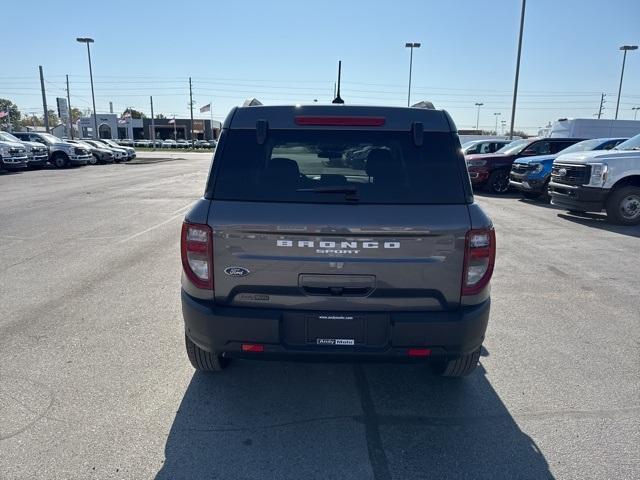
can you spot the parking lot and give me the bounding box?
[0,156,638,479]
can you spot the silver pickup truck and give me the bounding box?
[0,137,28,170]
[180,103,496,377]
[12,132,91,168]
[0,131,49,167]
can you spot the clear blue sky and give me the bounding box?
[3,0,639,133]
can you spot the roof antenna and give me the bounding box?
[332,61,344,104]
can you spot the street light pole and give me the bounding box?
[405,42,421,107]
[615,45,638,120]
[475,102,484,130]
[633,107,640,120]
[494,112,501,135]
[76,37,99,138]
[509,0,527,139]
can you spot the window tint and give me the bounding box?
[526,141,552,155]
[211,129,466,204]
[550,141,575,153]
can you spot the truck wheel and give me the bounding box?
[433,348,481,377]
[606,186,640,226]
[185,334,229,371]
[487,170,510,194]
[88,155,98,165]
[51,153,68,169]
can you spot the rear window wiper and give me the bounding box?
[296,186,358,194]
[296,186,360,201]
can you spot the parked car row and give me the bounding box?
[123,138,217,149]
[465,133,640,225]
[0,131,137,170]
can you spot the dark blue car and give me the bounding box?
[509,137,627,199]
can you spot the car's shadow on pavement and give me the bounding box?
[557,212,640,238]
[155,359,554,480]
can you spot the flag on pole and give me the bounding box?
[168,118,175,124]
[0,110,8,119]
[122,112,131,118]
[118,119,127,124]
[199,103,211,113]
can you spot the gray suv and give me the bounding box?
[181,104,495,377]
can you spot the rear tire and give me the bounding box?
[433,348,481,377]
[185,334,229,372]
[487,170,510,194]
[606,186,640,226]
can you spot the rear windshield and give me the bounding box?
[210,129,467,204]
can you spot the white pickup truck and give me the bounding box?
[548,134,640,225]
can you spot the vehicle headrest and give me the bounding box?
[365,148,394,178]
[263,157,301,187]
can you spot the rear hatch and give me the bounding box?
[208,124,471,313]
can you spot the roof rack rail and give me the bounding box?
[411,101,435,109]
[242,98,263,107]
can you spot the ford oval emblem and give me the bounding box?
[557,168,567,176]
[224,266,250,277]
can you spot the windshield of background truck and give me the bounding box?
[0,132,21,143]
[37,133,62,145]
[615,134,640,150]
[558,138,606,154]
[496,139,529,155]
[212,129,467,205]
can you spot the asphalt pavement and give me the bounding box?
[0,156,638,480]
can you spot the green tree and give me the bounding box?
[20,114,43,129]
[0,98,22,130]
[155,113,167,119]
[122,108,146,119]
[47,109,60,126]
[70,107,82,123]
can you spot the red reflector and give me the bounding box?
[408,348,432,357]
[295,116,385,127]
[241,344,265,353]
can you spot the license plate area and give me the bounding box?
[283,313,390,348]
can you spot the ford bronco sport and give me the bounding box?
[181,103,495,377]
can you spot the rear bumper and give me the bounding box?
[182,290,490,361]
[548,181,608,212]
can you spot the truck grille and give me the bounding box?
[9,148,26,155]
[551,163,591,186]
[511,163,535,174]
[74,147,88,155]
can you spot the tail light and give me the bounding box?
[461,228,496,296]
[181,222,213,290]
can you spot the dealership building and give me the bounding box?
[78,114,221,140]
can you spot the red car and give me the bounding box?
[466,137,583,194]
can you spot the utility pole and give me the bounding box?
[39,65,49,133]
[475,102,484,130]
[150,96,156,150]
[66,75,74,139]
[597,93,606,119]
[405,42,421,107]
[615,45,638,120]
[509,0,526,139]
[189,77,194,148]
[109,102,113,114]
[494,112,501,135]
[332,61,344,104]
